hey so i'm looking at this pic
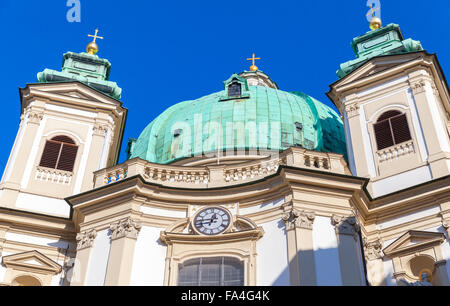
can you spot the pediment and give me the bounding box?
[24,82,121,107]
[383,230,445,257]
[335,52,426,88]
[2,250,62,274]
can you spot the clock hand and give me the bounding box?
[209,214,217,226]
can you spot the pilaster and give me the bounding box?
[343,94,371,178]
[363,238,386,286]
[71,229,97,286]
[104,218,142,286]
[409,72,450,178]
[80,118,112,192]
[332,215,364,286]
[282,208,316,286]
[434,260,449,286]
[0,105,45,207]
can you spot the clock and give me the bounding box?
[192,207,232,235]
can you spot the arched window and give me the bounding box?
[178,257,244,286]
[228,82,241,97]
[373,110,412,150]
[39,136,78,172]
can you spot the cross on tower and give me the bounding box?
[366,3,380,18]
[88,29,104,43]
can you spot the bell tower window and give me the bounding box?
[39,136,79,172]
[228,82,242,97]
[373,111,412,150]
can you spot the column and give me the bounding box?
[104,218,142,286]
[332,215,364,286]
[282,208,317,286]
[70,229,97,286]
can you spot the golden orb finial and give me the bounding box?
[247,53,261,71]
[366,3,382,31]
[87,29,104,55]
[369,16,382,30]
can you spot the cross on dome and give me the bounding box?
[247,53,261,72]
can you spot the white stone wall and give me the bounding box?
[130,226,167,286]
[256,219,289,286]
[312,216,342,286]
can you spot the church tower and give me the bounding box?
[327,23,450,198]
[0,34,127,218]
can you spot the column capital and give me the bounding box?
[110,217,142,240]
[76,229,97,250]
[93,123,109,137]
[282,208,315,230]
[363,238,383,261]
[345,102,360,118]
[331,215,359,237]
[24,108,44,125]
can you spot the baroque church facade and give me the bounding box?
[0,21,449,286]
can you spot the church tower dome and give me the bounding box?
[129,72,346,165]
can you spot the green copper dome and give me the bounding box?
[129,73,346,164]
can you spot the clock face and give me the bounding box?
[193,207,232,235]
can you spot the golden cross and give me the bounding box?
[366,3,380,18]
[88,29,104,43]
[247,53,261,67]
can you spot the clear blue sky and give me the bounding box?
[0,0,449,172]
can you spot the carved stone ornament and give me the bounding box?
[25,109,44,125]
[363,238,383,261]
[410,80,427,95]
[93,123,109,136]
[76,229,97,250]
[345,103,360,118]
[109,218,142,240]
[331,215,360,237]
[282,208,315,230]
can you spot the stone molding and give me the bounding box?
[109,218,142,240]
[363,238,383,261]
[282,208,315,230]
[76,229,97,250]
[331,215,359,237]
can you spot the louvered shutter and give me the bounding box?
[39,141,62,169]
[374,120,394,150]
[57,144,78,172]
[391,114,412,144]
